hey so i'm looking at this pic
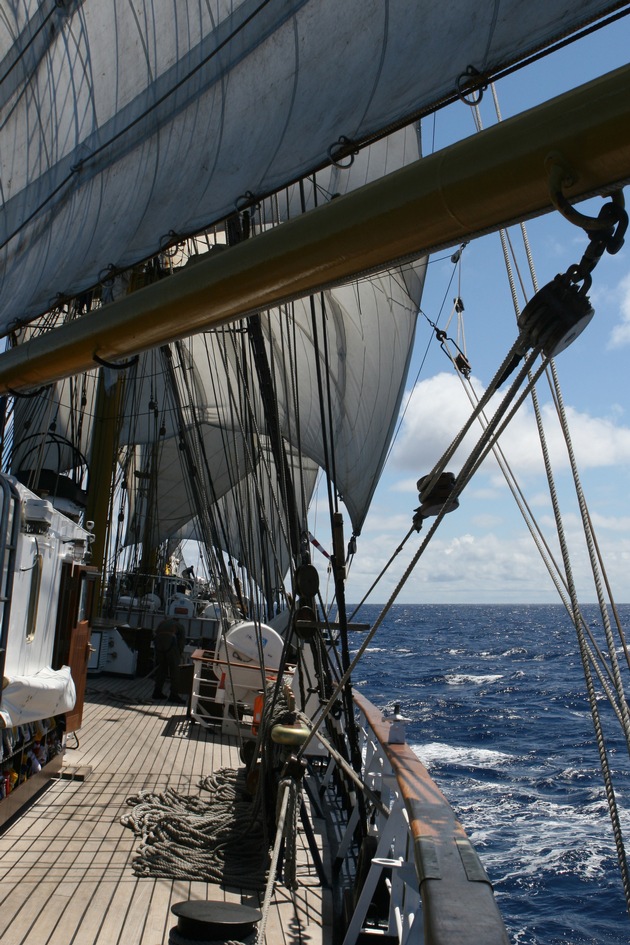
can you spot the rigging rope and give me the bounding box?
[297,333,549,758]
[467,85,630,909]
[121,767,268,888]
[121,680,304,910]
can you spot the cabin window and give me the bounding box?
[77,572,94,623]
[25,553,43,642]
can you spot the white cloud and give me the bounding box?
[344,366,630,605]
[607,272,630,349]
[527,492,553,508]
[345,521,630,606]
[470,513,504,528]
[391,372,630,482]
[587,512,630,533]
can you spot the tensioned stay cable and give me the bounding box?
[485,86,630,739]
[470,83,630,908]
[297,333,546,758]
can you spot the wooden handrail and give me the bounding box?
[190,648,296,677]
[353,690,509,945]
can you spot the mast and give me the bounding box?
[84,370,125,594]
[247,314,303,566]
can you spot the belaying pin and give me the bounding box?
[384,703,410,744]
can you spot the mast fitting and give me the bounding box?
[517,188,627,357]
[456,65,488,106]
[517,274,594,357]
[93,353,140,370]
[327,136,359,168]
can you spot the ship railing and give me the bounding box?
[325,691,510,945]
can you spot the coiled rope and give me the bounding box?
[121,678,302,907]
[121,767,268,889]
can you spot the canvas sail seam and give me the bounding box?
[0,0,286,258]
[0,1,85,111]
[2,3,626,329]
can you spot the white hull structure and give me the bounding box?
[0,475,94,823]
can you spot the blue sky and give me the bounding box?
[335,18,630,607]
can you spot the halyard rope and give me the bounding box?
[297,339,546,759]
[473,88,630,909]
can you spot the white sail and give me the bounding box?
[122,426,252,544]
[0,1,620,329]
[172,447,320,599]
[119,257,423,548]
[10,371,98,483]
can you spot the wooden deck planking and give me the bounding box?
[0,673,327,945]
[137,881,176,945]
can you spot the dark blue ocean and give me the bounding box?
[349,603,630,945]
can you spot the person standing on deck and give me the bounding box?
[152,616,186,703]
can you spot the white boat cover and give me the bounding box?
[0,666,76,728]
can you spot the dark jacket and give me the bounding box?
[154,617,185,654]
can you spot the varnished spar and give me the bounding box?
[1,65,629,394]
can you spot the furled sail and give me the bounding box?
[0,1,621,329]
